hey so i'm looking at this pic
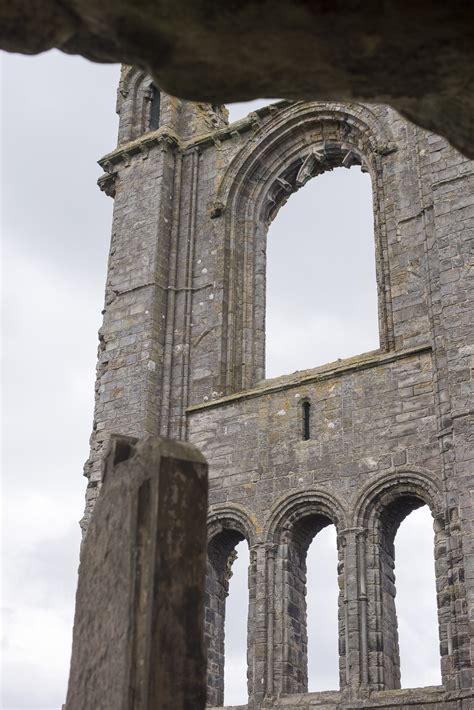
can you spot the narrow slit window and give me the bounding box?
[149,84,161,130]
[302,400,311,440]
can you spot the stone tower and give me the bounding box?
[87,65,474,708]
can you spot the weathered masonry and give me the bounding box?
[87,65,474,708]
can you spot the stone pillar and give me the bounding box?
[65,435,208,710]
[365,522,401,690]
[248,542,267,709]
[263,543,278,701]
[338,528,366,692]
[205,538,231,707]
[279,528,308,695]
[83,133,180,531]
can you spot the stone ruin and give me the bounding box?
[64,67,473,709]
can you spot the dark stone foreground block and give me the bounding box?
[65,435,208,710]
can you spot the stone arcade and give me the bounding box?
[73,66,473,708]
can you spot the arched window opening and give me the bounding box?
[377,496,441,689]
[224,540,250,706]
[266,167,378,378]
[306,524,339,691]
[394,505,441,688]
[282,514,340,694]
[205,531,249,707]
[149,84,161,130]
[302,400,311,440]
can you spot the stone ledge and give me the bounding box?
[274,686,473,707]
[208,686,474,709]
[187,344,432,414]
[97,100,290,173]
[97,126,181,171]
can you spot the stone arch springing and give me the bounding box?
[353,470,454,691]
[266,490,347,696]
[214,102,398,394]
[205,507,256,707]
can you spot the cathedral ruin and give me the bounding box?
[73,66,473,709]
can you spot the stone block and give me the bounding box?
[66,435,208,710]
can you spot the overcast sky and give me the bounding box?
[2,50,440,709]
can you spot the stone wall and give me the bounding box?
[88,66,474,707]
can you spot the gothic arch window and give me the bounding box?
[205,527,250,706]
[216,103,397,394]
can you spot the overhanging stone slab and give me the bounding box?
[1,2,474,159]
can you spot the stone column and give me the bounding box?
[84,134,180,531]
[65,435,208,710]
[263,543,278,701]
[248,542,267,709]
[338,527,369,694]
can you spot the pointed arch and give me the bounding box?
[213,101,398,393]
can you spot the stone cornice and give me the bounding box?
[97,100,291,174]
[96,100,395,197]
[187,100,291,151]
[98,127,181,172]
[187,344,433,414]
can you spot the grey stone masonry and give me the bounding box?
[87,64,473,708]
[67,435,208,710]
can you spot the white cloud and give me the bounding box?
[1,244,94,709]
[2,607,75,709]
